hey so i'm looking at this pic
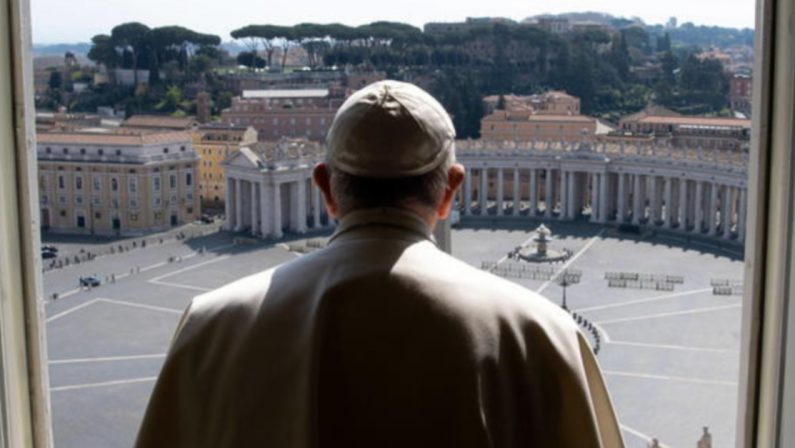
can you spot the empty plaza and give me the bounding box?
[43,221,744,448]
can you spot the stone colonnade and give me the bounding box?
[458,162,747,243]
[223,173,330,238]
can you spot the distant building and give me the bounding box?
[536,17,571,34]
[220,88,346,141]
[423,17,516,37]
[121,115,198,131]
[483,91,582,115]
[697,48,733,69]
[36,112,103,133]
[480,91,595,142]
[37,130,200,235]
[730,74,753,116]
[196,91,212,124]
[570,21,608,33]
[618,108,751,150]
[110,68,153,86]
[192,123,258,208]
[481,110,598,142]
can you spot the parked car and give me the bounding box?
[41,245,58,253]
[41,250,57,259]
[200,214,214,224]
[79,275,101,287]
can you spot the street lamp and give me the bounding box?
[556,269,582,310]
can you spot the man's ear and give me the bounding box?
[313,163,340,218]
[436,163,465,220]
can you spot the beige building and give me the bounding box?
[192,123,258,208]
[618,109,752,150]
[37,130,201,235]
[481,110,598,142]
[483,91,581,115]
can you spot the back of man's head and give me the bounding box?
[323,81,458,215]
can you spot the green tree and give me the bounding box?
[155,85,186,113]
[111,22,151,85]
[87,34,120,68]
[48,69,62,91]
[656,33,672,52]
[236,51,266,69]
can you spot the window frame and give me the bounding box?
[0,0,53,446]
[737,0,795,446]
[0,1,790,448]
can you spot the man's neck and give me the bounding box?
[338,205,437,230]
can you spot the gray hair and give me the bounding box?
[330,150,456,215]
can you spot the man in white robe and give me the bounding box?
[135,80,624,448]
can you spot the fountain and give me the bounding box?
[515,224,572,263]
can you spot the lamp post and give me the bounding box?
[556,269,582,311]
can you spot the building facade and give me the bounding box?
[222,138,331,238]
[223,138,747,245]
[483,91,581,115]
[730,74,753,117]
[618,111,752,151]
[455,139,748,243]
[37,131,201,235]
[481,111,598,142]
[192,123,258,208]
[220,88,346,142]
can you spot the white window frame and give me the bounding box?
[0,1,792,448]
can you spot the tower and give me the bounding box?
[196,91,211,124]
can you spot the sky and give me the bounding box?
[31,0,756,44]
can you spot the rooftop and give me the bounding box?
[121,115,198,130]
[37,130,193,147]
[483,111,595,123]
[632,115,752,129]
[242,89,330,99]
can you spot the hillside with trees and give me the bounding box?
[41,17,739,138]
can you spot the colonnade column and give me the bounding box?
[224,176,234,231]
[480,168,488,216]
[567,171,576,219]
[260,181,271,236]
[312,183,321,228]
[250,181,258,236]
[617,173,626,222]
[599,173,608,223]
[296,179,307,233]
[649,176,660,224]
[234,178,243,231]
[272,182,283,239]
[497,169,504,216]
[590,174,599,223]
[544,169,553,218]
[678,179,688,230]
[722,187,733,239]
[559,170,567,219]
[529,169,538,217]
[708,182,719,236]
[694,181,704,233]
[512,168,520,216]
[663,177,672,228]
[632,174,642,225]
[463,167,472,216]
